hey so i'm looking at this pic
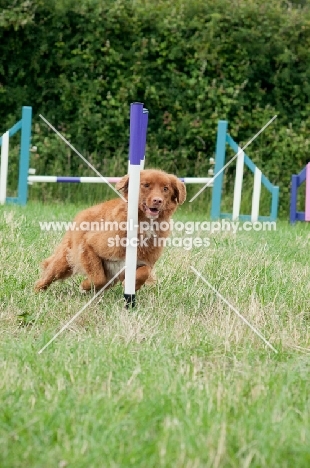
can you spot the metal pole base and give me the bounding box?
[124,294,136,309]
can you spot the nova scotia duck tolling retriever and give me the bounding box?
[35,169,186,294]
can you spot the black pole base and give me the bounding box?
[124,294,136,309]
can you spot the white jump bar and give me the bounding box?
[28,175,214,185]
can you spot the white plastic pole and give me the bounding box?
[124,102,147,308]
[27,175,214,185]
[232,147,244,221]
[251,167,262,222]
[124,163,141,300]
[0,131,9,205]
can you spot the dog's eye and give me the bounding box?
[143,183,150,188]
[163,186,169,192]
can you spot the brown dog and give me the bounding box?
[35,169,186,293]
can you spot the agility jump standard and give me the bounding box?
[290,162,310,224]
[211,120,279,222]
[0,106,214,205]
[0,106,32,205]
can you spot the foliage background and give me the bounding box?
[1,0,310,215]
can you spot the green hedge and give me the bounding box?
[1,0,310,214]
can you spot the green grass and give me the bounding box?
[1,202,310,468]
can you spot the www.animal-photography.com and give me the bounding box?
[1,2,310,467]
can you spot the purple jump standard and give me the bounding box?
[290,162,310,223]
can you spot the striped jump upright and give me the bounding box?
[0,106,32,205]
[290,162,310,224]
[211,120,279,222]
[0,131,9,205]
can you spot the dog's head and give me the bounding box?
[116,169,186,219]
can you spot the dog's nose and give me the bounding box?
[152,197,163,205]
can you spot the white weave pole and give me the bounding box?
[251,167,262,222]
[124,103,148,308]
[232,146,244,221]
[0,131,9,205]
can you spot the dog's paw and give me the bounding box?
[79,285,88,294]
[34,281,47,292]
[80,279,91,292]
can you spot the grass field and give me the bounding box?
[1,201,310,468]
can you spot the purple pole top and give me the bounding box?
[140,108,149,163]
[129,102,145,166]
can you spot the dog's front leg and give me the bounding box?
[120,265,152,292]
[79,244,108,292]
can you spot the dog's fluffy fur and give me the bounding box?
[35,169,186,293]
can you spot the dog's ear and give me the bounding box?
[115,174,129,195]
[169,175,186,205]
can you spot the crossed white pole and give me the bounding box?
[38,110,277,354]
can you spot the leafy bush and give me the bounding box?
[1,0,310,215]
